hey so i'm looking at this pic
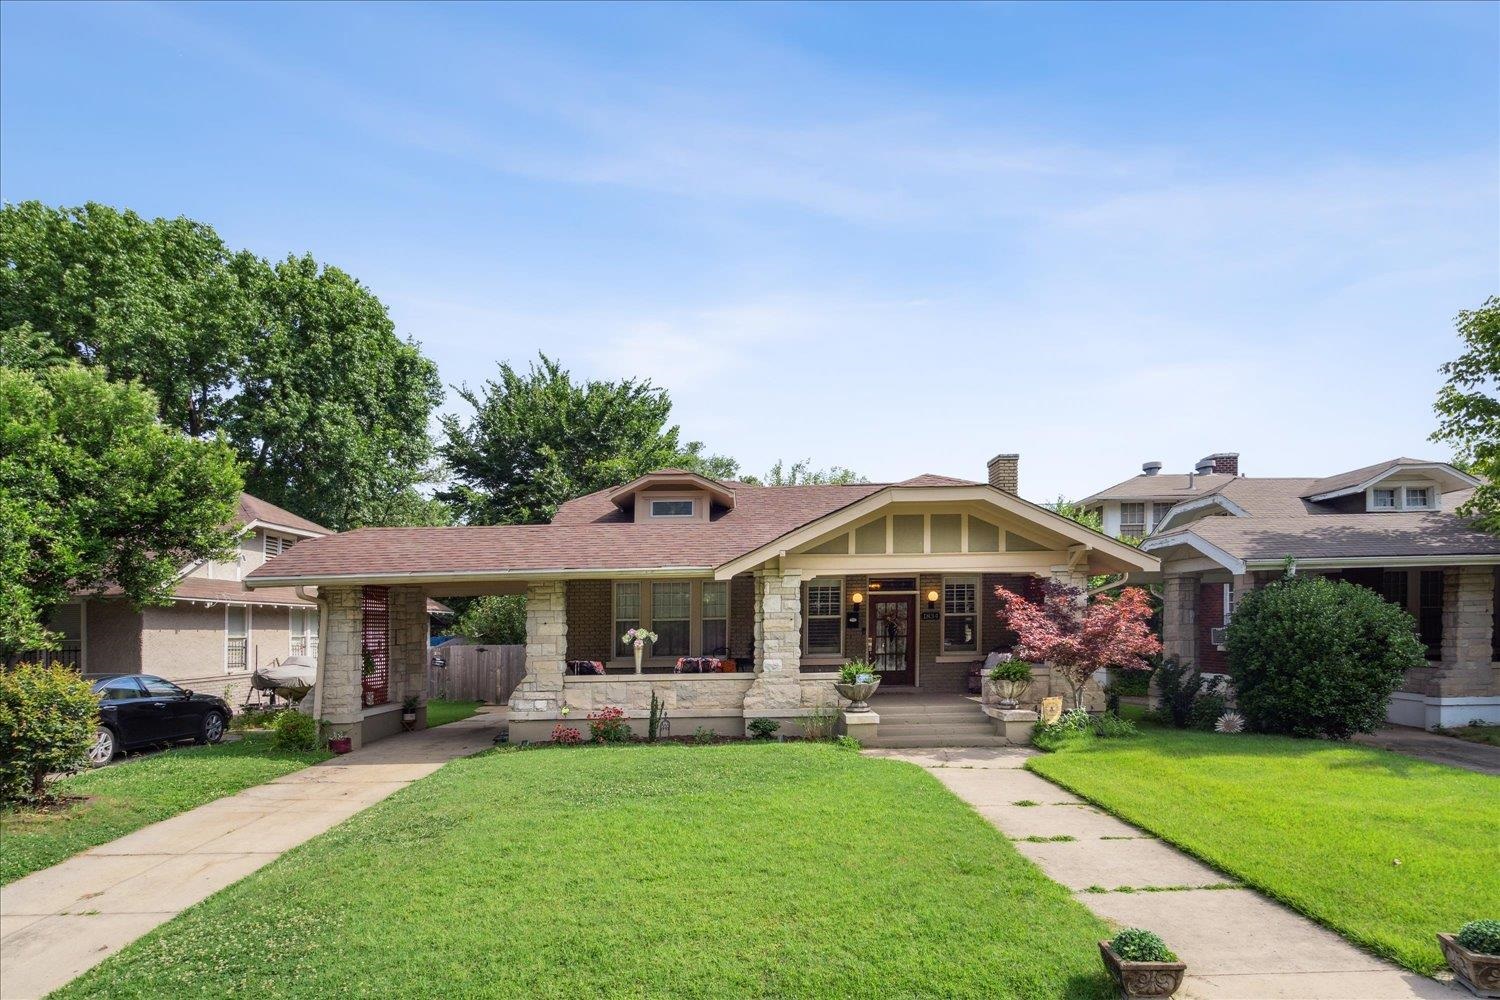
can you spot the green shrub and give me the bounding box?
[839,660,877,684]
[1030,721,1079,752]
[801,705,839,741]
[1108,664,1154,697]
[0,662,100,802]
[1188,686,1228,732]
[230,708,285,731]
[1153,656,1199,728]
[1457,920,1500,956]
[271,709,319,752]
[1109,928,1177,963]
[1091,713,1139,739]
[833,734,861,750]
[693,726,716,745]
[1228,574,1425,738]
[747,717,781,740]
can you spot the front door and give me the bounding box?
[867,593,916,685]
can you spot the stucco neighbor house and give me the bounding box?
[27,495,335,701]
[1133,457,1500,729]
[243,457,1157,748]
[1081,452,1241,539]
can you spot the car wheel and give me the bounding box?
[200,710,226,745]
[88,726,117,766]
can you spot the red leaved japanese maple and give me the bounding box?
[994,580,1160,711]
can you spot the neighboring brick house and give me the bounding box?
[1134,457,1500,729]
[245,459,1156,747]
[26,495,449,705]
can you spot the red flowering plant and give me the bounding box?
[586,706,631,744]
[551,724,583,745]
[994,580,1160,711]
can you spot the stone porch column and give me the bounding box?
[1437,566,1495,705]
[745,567,803,716]
[387,585,430,725]
[1160,573,1199,667]
[318,585,363,742]
[508,581,568,726]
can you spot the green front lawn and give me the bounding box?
[0,733,329,885]
[1028,723,1500,974]
[59,744,1116,999]
[425,698,481,728]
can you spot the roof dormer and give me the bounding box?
[607,470,735,524]
[1301,459,1478,512]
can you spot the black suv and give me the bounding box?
[90,675,231,765]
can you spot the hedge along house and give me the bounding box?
[244,460,1156,746]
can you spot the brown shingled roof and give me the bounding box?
[1081,472,1235,505]
[238,493,330,535]
[1173,502,1500,561]
[1298,458,1433,499]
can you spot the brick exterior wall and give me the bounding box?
[565,580,613,661]
[1197,582,1227,673]
[1206,453,1239,475]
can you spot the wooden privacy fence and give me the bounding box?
[426,644,525,704]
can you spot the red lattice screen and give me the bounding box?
[361,585,390,706]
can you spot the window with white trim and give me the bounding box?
[290,608,319,657]
[1369,484,1438,511]
[1372,488,1397,509]
[1119,502,1146,538]
[1405,487,1431,508]
[805,578,843,655]
[649,499,694,518]
[701,581,728,655]
[942,577,978,653]
[1151,503,1174,532]
[651,582,691,656]
[226,606,249,672]
[614,582,641,657]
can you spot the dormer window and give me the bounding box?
[1367,484,1437,512]
[650,499,695,518]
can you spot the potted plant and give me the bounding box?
[1098,928,1186,998]
[401,695,420,732]
[834,659,881,712]
[621,627,658,671]
[326,729,353,755]
[1438,920,1500,998]
[989,658,1034,708]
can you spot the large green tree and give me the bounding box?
[439,354,734,524]
[1432,296,1500,533]
[0,363,243,658]
[743,459,866,486]
[0,202,443,529]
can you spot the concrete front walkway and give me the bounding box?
[868,747,1460,1000]
[0,710,504,1000]
[1355,725,1500,776]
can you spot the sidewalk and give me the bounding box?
[0,710,504,1000]
[867,747,1459,1000]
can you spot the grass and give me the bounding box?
[57,743,1117,1000]
[0,733,329,885]
[425,698,482,728]
[1027,720,1500,974]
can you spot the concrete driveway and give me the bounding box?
[1355,725,1500,776]
[0,709,504,1000]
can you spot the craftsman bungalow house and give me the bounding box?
[245,456,1156,746]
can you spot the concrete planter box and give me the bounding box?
[1098,942,1186,998]
[1438,934,1500,998]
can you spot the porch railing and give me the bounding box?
[10,643,82,669]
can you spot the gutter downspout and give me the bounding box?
[297,586,327,723]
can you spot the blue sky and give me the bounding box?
[3,1,1496,499]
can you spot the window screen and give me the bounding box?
[650,499,694,517]
[701,582,728,654]
[615,582,641,657]
[806,578,843,655]
[652,582,691,656]
[942,580,978,652]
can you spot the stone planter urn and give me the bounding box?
[1098,942,1187,998]
[1438,934,1500,998]
[834,678,881,712]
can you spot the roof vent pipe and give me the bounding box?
[1194,460,1215,475]
[1142,461,1163,476]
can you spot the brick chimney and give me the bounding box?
[987,453,1019,493]
[1202,452,1239,475]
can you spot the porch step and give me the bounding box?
[874,722,998,740]
[863,734,1012,748]
[874,706,986,722]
